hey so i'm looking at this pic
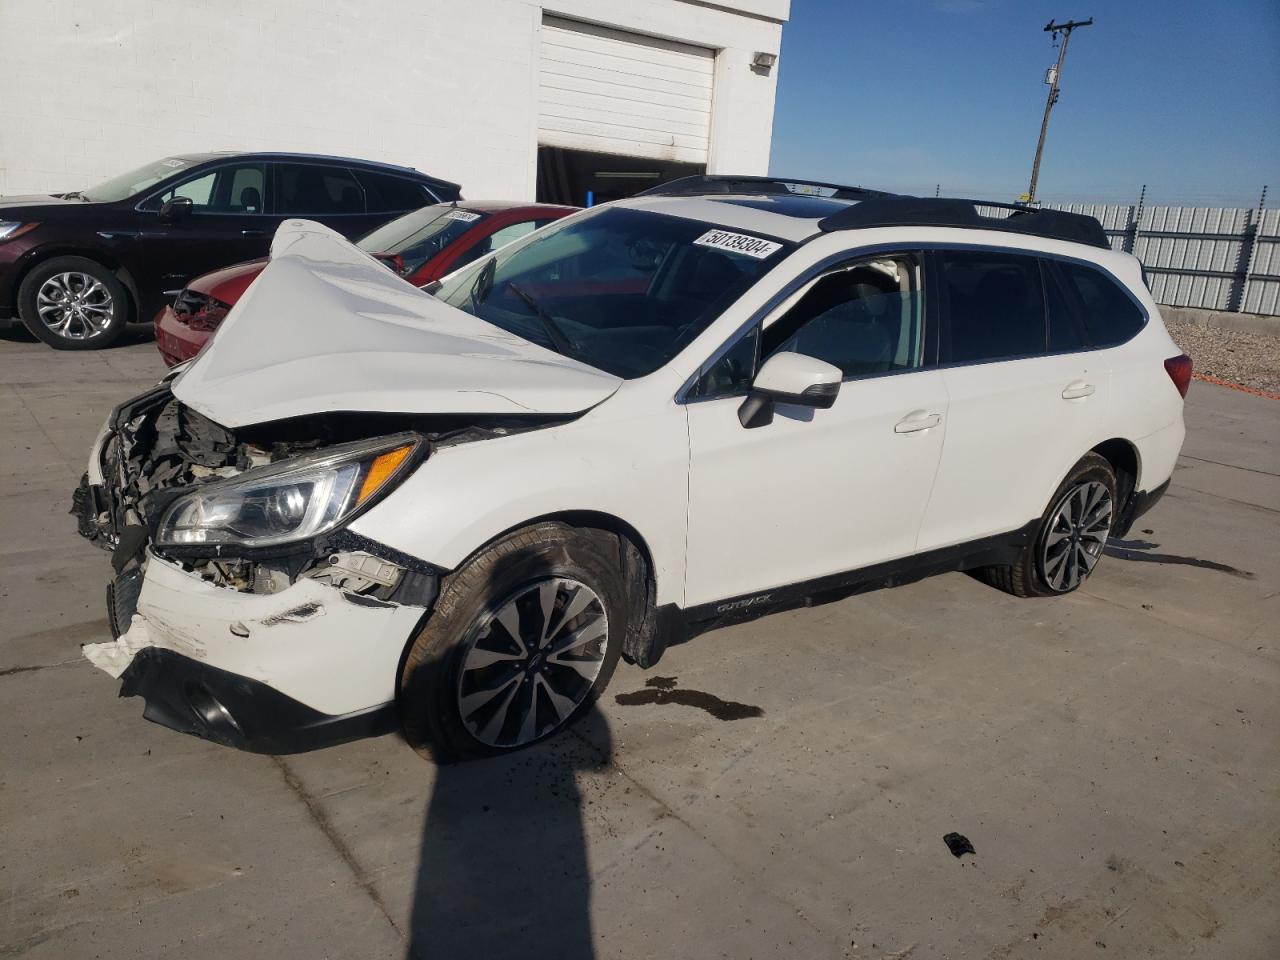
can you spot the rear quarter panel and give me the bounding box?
[1097,258,1187,491]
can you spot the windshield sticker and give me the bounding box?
[693,229,782,260]
[160,159,186,168]
[444,210,481,222]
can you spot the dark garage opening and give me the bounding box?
[536,146,705,207]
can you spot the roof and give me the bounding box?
[455,200,580,215]
[621,175,1111,251]
[169,151,461,191]
[620,192,846,243]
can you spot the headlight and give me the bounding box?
[156,433,421,549]
[0,221,39,242]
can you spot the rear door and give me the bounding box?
[683,251,950,607]
[915,248,1111,551]
[272,162,383,238]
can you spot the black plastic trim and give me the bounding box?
[818,196,1110,249]
[639,175,894,201]
[1112,479,1170,538]
[679,520,1040,636]
[117,647,398,754]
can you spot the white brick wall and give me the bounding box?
[0,0,786,198]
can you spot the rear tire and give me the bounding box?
[979,452,1117,598]
[398,523,628,763]
[18,256,129,350]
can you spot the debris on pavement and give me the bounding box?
[943,833,976,858]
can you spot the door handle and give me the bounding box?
[894,411,942,434]
[241,229,265,237]
[1061,380,1096,400]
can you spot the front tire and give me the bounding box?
[398,523,628,763]
[18,257,130,350]
[980,452,1117,598]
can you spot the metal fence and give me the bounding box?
[1040,195,1279,316]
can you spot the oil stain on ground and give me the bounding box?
[1105,538,1255,579]
[614,676,764,721]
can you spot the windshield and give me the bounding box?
[82,157,199,203]
[357,205,485,276]
[436,207,791,379]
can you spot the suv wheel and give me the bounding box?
[980,452,1117,597]
[18,257,129,350]
[399,523,627,762]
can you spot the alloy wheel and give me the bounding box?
[1039,480,1113,592]
[456,577,608,748]
[35,272,116,340]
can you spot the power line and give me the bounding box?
[1025,17,1093,205]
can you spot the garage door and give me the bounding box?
[538,16,715,165]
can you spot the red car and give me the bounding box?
[153,200,577,366]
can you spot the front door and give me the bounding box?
[133,161,273,310]
[683,253,949,608]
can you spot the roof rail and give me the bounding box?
[816,196,1110,249]
[637,175,894,202]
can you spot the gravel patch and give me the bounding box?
[1162,316,1280,394]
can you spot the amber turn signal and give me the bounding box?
[356,444,415,507]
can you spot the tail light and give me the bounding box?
[172,289,231,332]
[1164,354,1192,398]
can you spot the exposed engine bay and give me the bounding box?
[71,383,569,623]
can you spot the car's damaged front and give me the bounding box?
[71,219,621,753]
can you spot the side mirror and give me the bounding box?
[738,352,842,428]
[158,196,193,224]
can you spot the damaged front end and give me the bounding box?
[73,384,441,611]
[70,384,562,752]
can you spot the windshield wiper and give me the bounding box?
[506,282,580,359]
[62,191,90,201]
[470,257,497,306]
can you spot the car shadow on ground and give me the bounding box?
[405,709,611,960]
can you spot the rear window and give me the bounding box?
[274,164,365,215]
[1044,260,1090,352]
[357,170,433,212]
[939,250,1046,363]
[1058,261,1145,347]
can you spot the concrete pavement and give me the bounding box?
[1,333,1276,959]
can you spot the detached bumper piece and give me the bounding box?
[118,648,398,755]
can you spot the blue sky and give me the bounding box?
[768,0,1280,206]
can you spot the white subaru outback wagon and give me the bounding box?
[74,177,1190,762]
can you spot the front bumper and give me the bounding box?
[119,647,398,753]
[152,304,208,367]
[84,552,430,749]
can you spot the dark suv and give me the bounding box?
[0,152,461,349]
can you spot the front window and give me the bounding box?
[435,207,792,379]
[145,163,266,214]
[82,157,199,203]
[689,253,923,399]
[357,206,486,278]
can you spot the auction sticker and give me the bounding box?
[693,229,781,259]
[444,209,482,222]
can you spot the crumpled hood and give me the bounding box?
[173,220,621,428]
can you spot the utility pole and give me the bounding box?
[1024,17,1093,205]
